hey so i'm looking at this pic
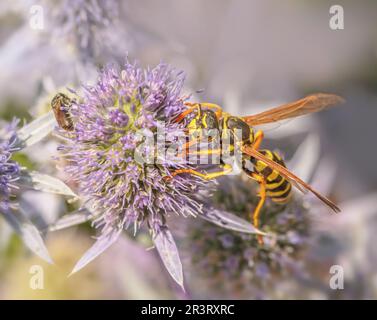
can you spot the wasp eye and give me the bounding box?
[226,117,251,142]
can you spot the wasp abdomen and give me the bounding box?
[252,150,292,203]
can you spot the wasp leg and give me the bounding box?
[179,148,223,165]
[181,139,200,155]
[249,172,266,244]
[175,103,201,123]
[181,148,222,157]
[179,140,217,159]
[170,164,233,181]
[252,130,264,151]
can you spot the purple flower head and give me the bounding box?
[58,60,207,240]
[48,0,120,61]
[181,177,311,298]
[0,115,78,264]
[0,119,21,212]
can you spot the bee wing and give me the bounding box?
[242,93,344,126]
[241,145,340,213]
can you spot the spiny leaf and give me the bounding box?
[49,208,95,232]
[153,225,184,290]
[69,229,122,276]
[16,111,56,148]
[1,208,53,264]
[199,207,267,236]
[18,171,77,197]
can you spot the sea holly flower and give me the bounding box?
[0,114,77,263]
[45,0,120,62]
[0,120,21,213]
[182,177,311,298]
[54,60,263,289]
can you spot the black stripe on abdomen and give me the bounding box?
[267,180,292,203]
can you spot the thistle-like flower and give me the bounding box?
[55,61,199,286]
[46,0,120,62]
[0,114,77,264]
[59,60,205,226]
[181,175,311,298]
[0,119,21,212]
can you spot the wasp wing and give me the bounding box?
[242,145,340,213]
[242,93,344,126]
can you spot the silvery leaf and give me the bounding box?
[153,226,184,290]
[1,208,53,264]
[18,171,77,197]
[49,208,95,232]
[70,229,122,276]
[16,111,56,148]
[0,218,13,251]
[21,191,63,227]
[199,208,267,236]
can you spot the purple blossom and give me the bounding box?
[109,109,129,127]
[224,256,240,270]
[57,60,210,284]
[219,234,234,249]
[0,120,21,212]
[180,176,312,297]
[0,115,78,264]
[255,263,270,279]
[47,0,120,61]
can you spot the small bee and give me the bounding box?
[51,93,74,131]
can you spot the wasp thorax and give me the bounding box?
[225,116,252,143]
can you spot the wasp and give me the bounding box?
[170,93,344,242]
[51,93,74,131]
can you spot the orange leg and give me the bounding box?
[178,147,222,163]
[252,130,264,151]
[181,148,222,156]
[250,172,266,245]
[249,130,265,242]
[168,164,233,181]
[175,104,201,123]
[179,127,208,159]
[181,139,200,156]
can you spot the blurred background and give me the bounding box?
[0,0,377,299]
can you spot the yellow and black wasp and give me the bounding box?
[51,93,74,131]
[170,93,344,242]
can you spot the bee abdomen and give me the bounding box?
[60,117,74,130]
[51,93,74,131]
